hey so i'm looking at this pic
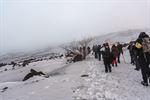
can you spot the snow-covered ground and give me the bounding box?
[0,56,91,100]
[1,51,150,100]
[0,30,150,100]
[74,53,150,100]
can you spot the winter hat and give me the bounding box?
[103,42,109,47]
[104,42,109,48]
[140,32,146,36]
[136,38,142,44]
[112,44,116,48]
[135,38,142,49]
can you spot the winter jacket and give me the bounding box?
[117,44,123,54]
[128,44,135,56]
[111,45,119,58]
[97,45,103,52]
[102,48,112,64]
[135,32,149,65]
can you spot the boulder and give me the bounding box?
[23,69,45,81]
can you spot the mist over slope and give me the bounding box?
[0,29,150,64]
[0,46,67,63]
[0,29,150,100]
[89,29,150,46]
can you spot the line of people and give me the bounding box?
[92,45,103,61]
[93,42,123,73]
[93,32,150,87]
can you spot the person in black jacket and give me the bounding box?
[102,43,112,73]
[135,32,150,86]
[132,44,141,71]
[128,41,135,65]
[93,45,98,59]
[117,42,123,63]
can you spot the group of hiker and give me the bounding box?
[92,32,150,86]
[127,32,150,86]
[21,32,150,87]
[93,42,123,73]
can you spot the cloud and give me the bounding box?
[0,0,149,55]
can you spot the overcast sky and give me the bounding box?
[0,0,150,55]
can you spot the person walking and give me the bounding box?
[102,43,112,73]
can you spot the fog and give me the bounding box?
[0,0,149,55]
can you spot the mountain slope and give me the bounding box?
[89,29,150,46]
[0,29,150,100]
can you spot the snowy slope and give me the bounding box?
[0,46,67,64]
[0,58,67,83]
[0,57,91,100]
[1,53,149,100]
[89,29,150,46]
[0,29,150,100]
[73,55,150,100]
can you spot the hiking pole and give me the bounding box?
[122,53,126,64]
[122,47,127,64]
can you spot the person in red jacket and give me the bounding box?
[111,44,119,67]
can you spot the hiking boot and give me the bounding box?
[141,81,148,86]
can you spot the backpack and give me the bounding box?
[142,37,150,53]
